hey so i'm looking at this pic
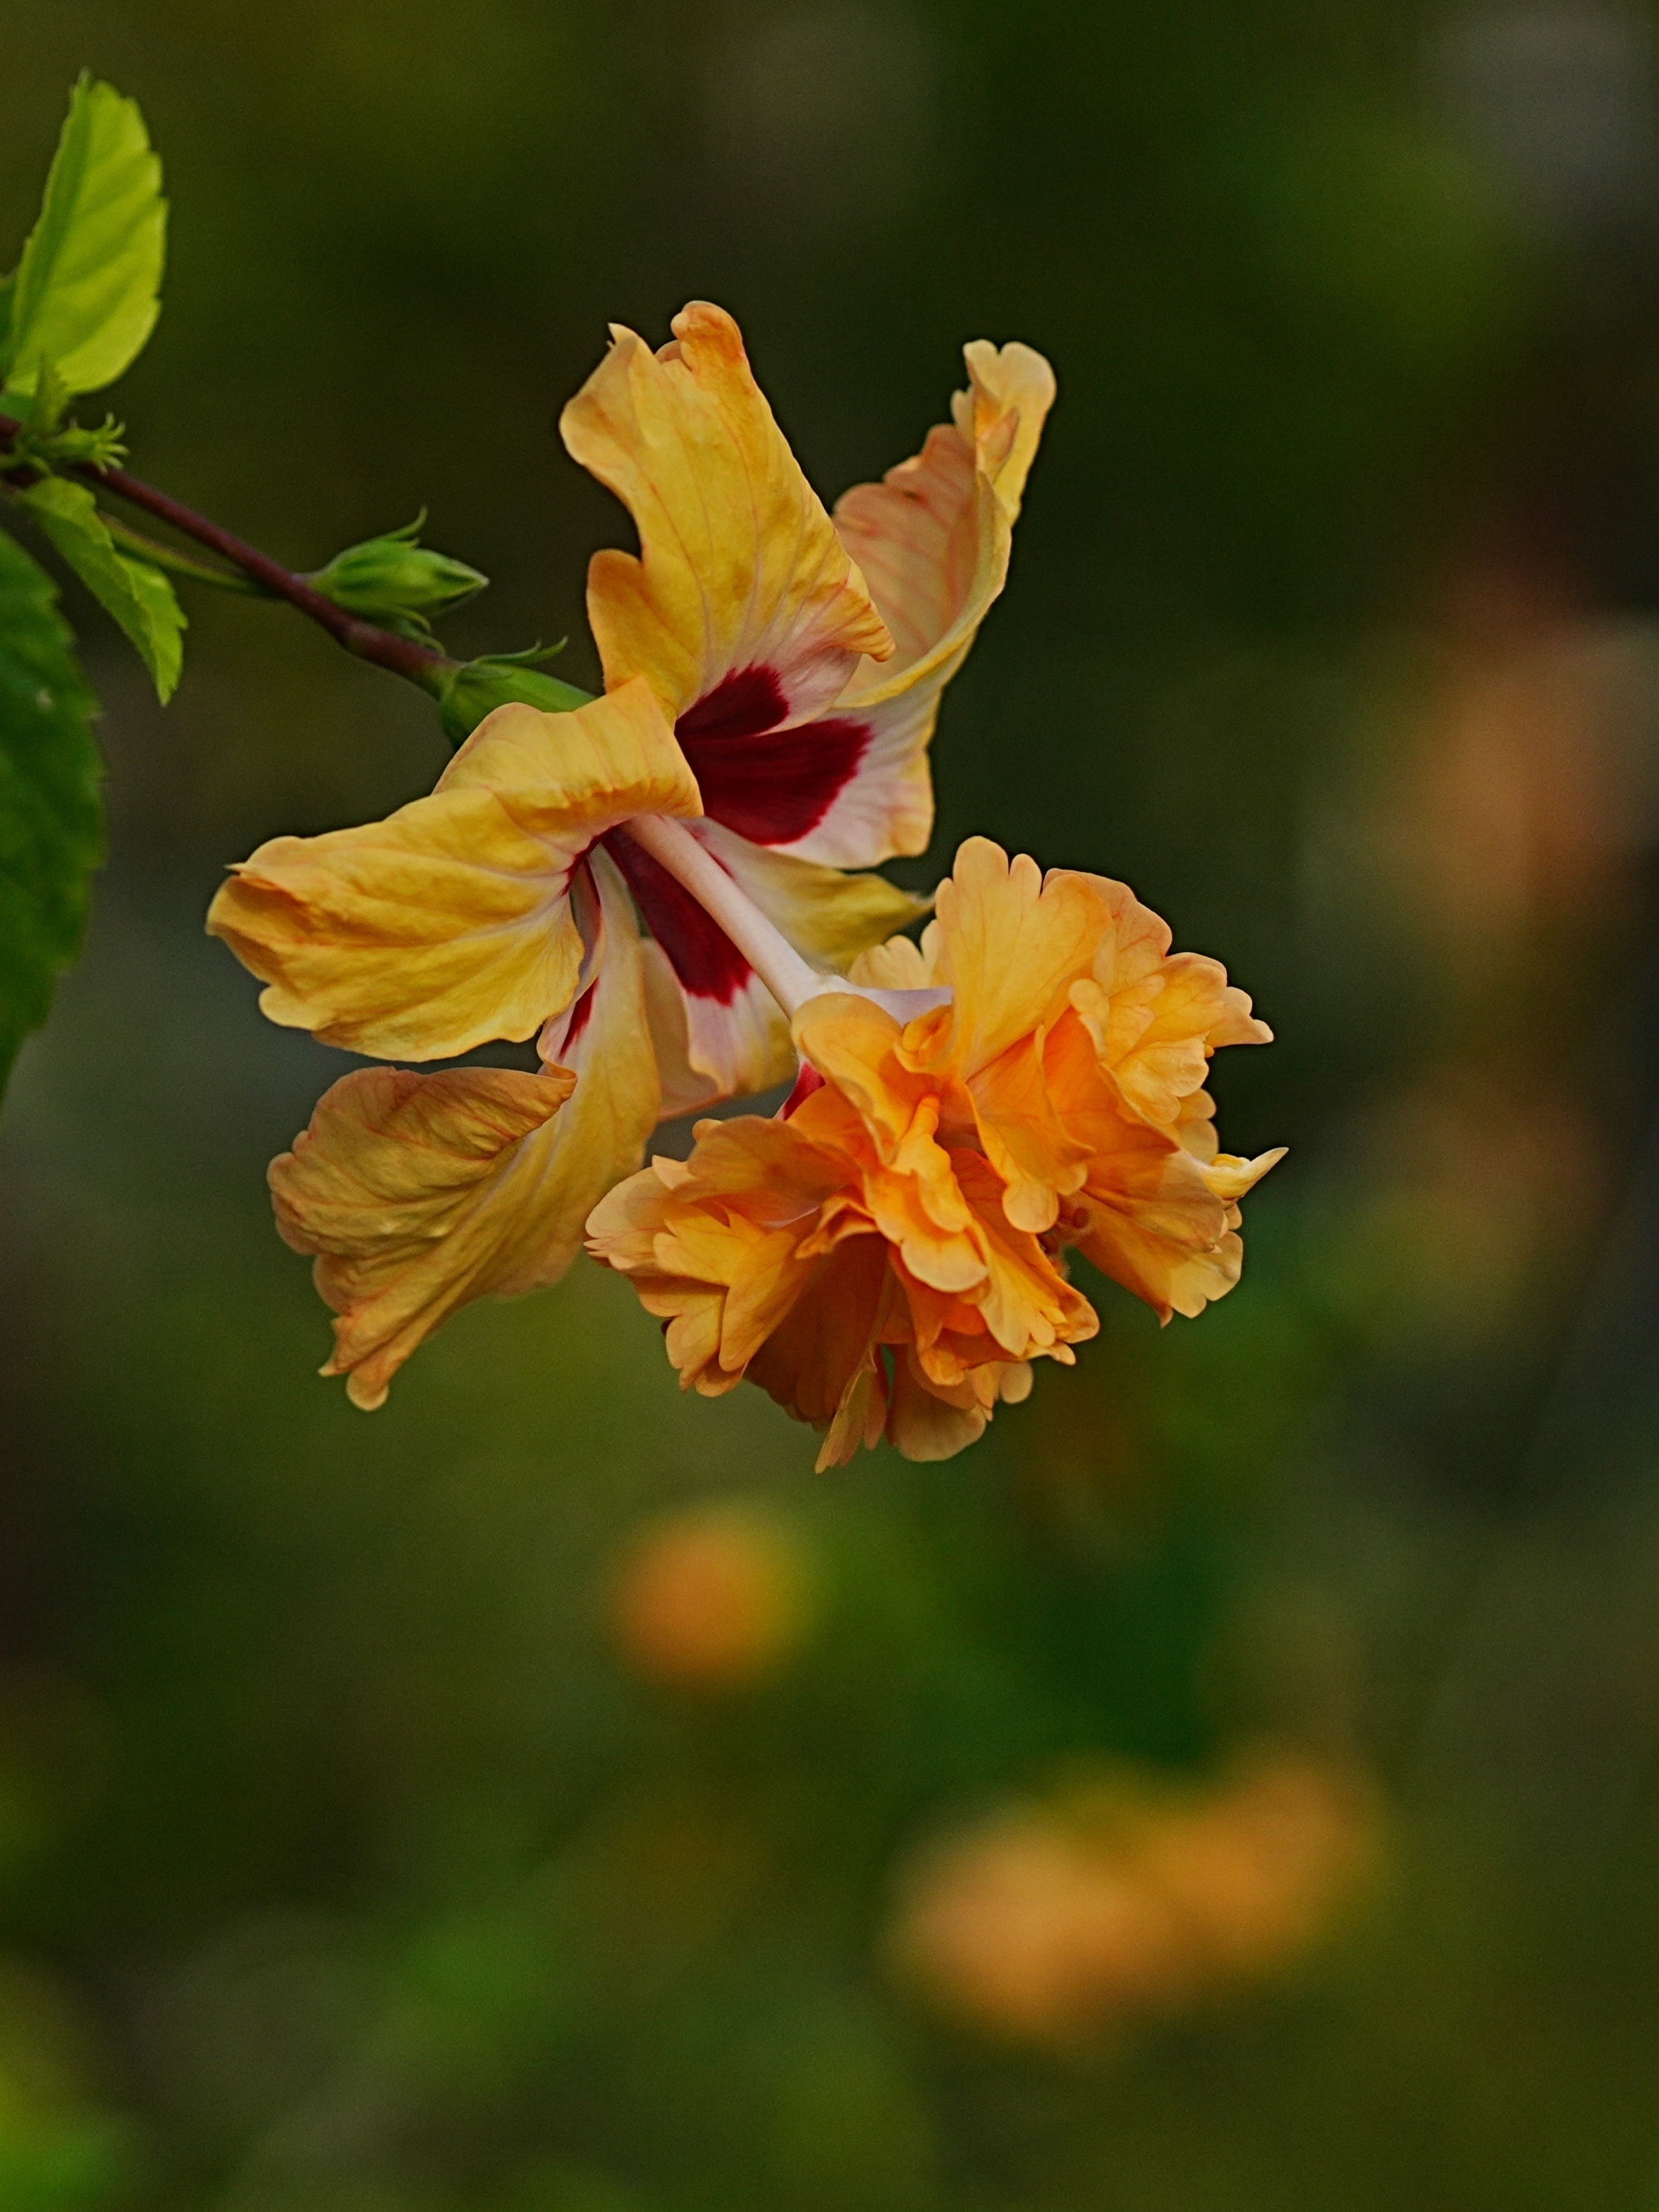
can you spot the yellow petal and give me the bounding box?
[605,817,798,1108]
[435,674,700,815]
[779,680,944,867]
[512,841,668,1258]
[953,340,1058,519]
[638,940,727,1121]
[208,679,698,1060]
[561,301,892,725]
[274,846,664,1407]
[837,340,1055,682]
[270,1064,575,1411]
[698,818,932,974]
[809,340,1056,870]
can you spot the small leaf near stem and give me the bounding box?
[94,511,269,593]
[17,474,186,701]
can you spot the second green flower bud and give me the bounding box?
[306,514,487,636]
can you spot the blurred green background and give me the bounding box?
[6,1,1659,2205]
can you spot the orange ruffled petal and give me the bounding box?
[1060,874,1272,1137]
[846,838,1279,1244]
[586,1076,1098,1471]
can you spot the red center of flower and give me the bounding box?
[675,663,872,847]
[604,831,753,1006]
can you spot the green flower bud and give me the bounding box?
[306,513,486,634]
[437,654,594,746]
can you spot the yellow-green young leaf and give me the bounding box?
[0,527,102,1099]
[2,77,166,399]
[17,477,186,702]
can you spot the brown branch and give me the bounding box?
[0,411,450,687]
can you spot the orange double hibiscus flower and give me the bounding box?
[206,302,1280,1456]
[588,840,1280,1466]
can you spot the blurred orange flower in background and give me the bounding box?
[887,1753,1383,2046]
[609,1504,816,1691]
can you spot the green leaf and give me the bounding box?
[118,554,187,676]
[14,476,185,702]
[0,75,166,399]
[0,526,102,1100]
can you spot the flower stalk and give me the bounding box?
[619,812,951,1029]
[618,814,826,1017]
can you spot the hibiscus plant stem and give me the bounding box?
[0,410,451,688]
[619,814,827,1020]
